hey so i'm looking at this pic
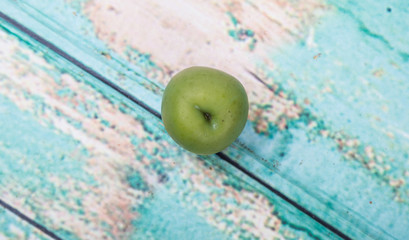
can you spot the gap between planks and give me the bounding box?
[0,10,352,240]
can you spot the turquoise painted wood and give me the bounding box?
[0,17,340,240]
[0,206,52,240]
[1,0,409,239]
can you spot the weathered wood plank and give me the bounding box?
[0,205,52,240]
[0,22,341,240]
[74,1,409,239]
[1,0,408,239]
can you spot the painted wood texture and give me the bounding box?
[0,205,52,240]
[1,0,408,239]
[0,19,341,240]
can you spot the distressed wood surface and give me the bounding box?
[0,205,52,240]
[0,20,341,240]
[1,0,409,239]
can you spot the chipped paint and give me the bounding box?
[0,23,335,239]
[1,0,409,239]
[0,207,51,240]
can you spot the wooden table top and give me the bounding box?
[0,0,408,239]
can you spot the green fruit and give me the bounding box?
[161,66,249,155]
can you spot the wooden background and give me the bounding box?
[0,0,408,239]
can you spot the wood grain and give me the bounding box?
[0,205,52,240]
[0,23,340,239]
[81,1,409,238]
[1,0,408,239]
